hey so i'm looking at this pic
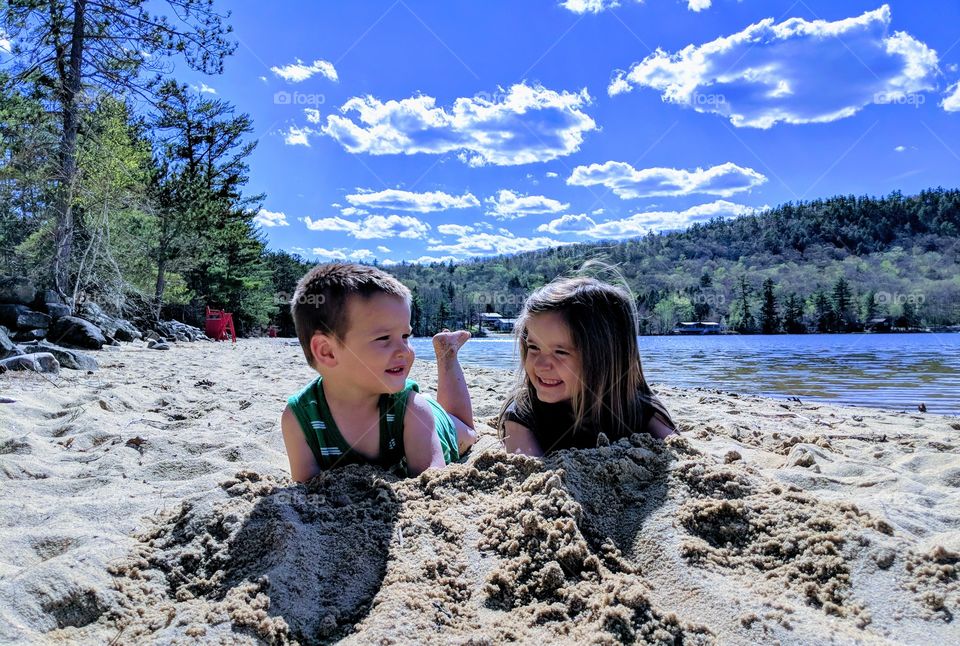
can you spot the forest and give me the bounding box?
[2,2,958,337]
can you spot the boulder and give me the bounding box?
[46,316,105,350]
[0,327,19,359]
[0,352,60,375]
[24,342,98,371]
[78,302,142,341]
[0,304,51,331]
[45,303,72,320]
[12,329,46,343]
[0,276,37,305]
[113,318,142,341]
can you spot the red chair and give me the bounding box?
[205,306,237,342]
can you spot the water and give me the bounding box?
[411,333,960,416]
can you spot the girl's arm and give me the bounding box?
[280,405,322,482]
[502,420,543,456]
[646,412,676,440]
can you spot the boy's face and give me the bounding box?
[523,312,582,404]
[331,293,415,395]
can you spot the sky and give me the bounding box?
[170,0,960,265]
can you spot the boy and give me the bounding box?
[281,263,477,481]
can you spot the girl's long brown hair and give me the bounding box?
[499,270,674,443]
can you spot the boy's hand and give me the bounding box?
[403,392,447,476]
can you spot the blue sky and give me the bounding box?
[173,0,960,265]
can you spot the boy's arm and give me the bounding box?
[280,405,322,482]
[403,392,447,476]
[502,420,543,457]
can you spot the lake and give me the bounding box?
[411,333,960,417]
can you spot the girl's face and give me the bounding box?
[523,312,582,404]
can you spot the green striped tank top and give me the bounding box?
[286,377,459,476]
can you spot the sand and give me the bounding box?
[0,338,957,644]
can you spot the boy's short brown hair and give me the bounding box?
[291,263,411,366]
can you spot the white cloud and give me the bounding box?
[894,145,906,152]
[283,125,315,146]
[322,83,597,166]
[192,83,216,94]
[0,30,11,54]
[376,245,391,253]
[942,82,960,112]
[539,200,764,239]
[537,214,597,234]
[437,224,475,236]
[346,189,479,213]
[381,259,399,266]
[560,0,622,13]
[545,171,559,178]
[609,5,940,128]
[259,76,267,83]
[349,249,375,260]
[687,0,711,12]
[271,58,338,83]
[304,108,322,124]
[311,248,348,260]
[414,255,461,264]
[485,189,569,219]
[254,208,289,227]
[567,161,766,198]
[592,208,605,215]
[303,215,430,240]
[428,232,571,257]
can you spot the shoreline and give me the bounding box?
[1,338,957,643]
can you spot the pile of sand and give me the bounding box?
[0,339,957,644]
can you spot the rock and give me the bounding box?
[45,303,72,320]
[0,304,51,331]
[147,339,157,348]
[113,319,142,341]
[46,316,105,350]
[12,329,46,343]
[23,341,98,371]
[0,276,37,305]
[0,327,18,359]
[146,330,160,341]
[152,342,170,351]
[0,352,60,375]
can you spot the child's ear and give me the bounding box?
[310,333,339,368]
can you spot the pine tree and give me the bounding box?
[814,290,834,332]
[782,293,806,334]
[832,276,852,331]
[759,278,780,334]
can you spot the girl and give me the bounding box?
[499,276,675,456]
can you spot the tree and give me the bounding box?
[759,278,780,334]
[148,81,260,318]
[832,276,852,331]
[730,275,755,333]
[2,0,235,297]
[813,290,834,332]
[782,293,806,334]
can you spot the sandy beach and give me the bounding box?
[0,338,957,644]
